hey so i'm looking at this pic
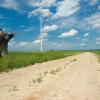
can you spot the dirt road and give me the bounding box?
[0,52,100,100]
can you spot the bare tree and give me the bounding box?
[0,28,15,57]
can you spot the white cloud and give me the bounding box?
[84,13,100,29]
[8,40,41,51]
[53,0,79,19]
[9,39,77,51]
[42,24,58,33]
[80,38,88,46]
[0,14,9,19]
[28,8,52,17]
[58,29,78,38]
[0,0,20,11]
[98,5,100,10]
[9,40,35,48]
[80,43,86,46]
[33,25,58,46]
[19,42,30,47]
[96,37,100,44]
[23,27,34,32]
[34,33,48,44]
[43,41,76,50]
[28,9,39,17]
[90,0,98,5]
[28,0,80,19]
[40,9,52,17]
[34,37,47,44]
[28,0,56,8]
[57,17,77,29]
[96,37,100,41]
[28,0,56,17]
[84,33,89,37]
[81,38,88,42]
[42,33,48,38]
[96,42,100,44]
[76,37,81,40]
[34,39,41,44]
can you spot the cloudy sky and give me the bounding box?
[0,0,100,51]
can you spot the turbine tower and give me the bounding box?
[40,17,43,52]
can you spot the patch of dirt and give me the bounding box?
[24,95,38,100]
[0,52,100,100]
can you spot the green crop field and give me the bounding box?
[0,50,82,73]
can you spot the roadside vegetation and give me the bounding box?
[0,50,82,72]
[91,50,100,61]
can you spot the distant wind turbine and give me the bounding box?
[40,17,43,52]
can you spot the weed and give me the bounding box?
[50,70,57,74]
[56,67,61,72]
[44,71,49,76]
[71,58,77,62]
[36,77,43,83]
[32,76,43,84]
[8,85,18,92]
[32,79,36,83]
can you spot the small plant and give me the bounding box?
[71,58,77,62]
[49,67,63,75]
[43,71,49,76]
[50,70,56,74]
[63,66,67,69]
[56,67,61,72]
[36,77,43,83]
[32,76,43,84]
[8,85,18,92]
[32,79,36,83]
[44,71,48,74]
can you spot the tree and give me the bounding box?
[0,29,15,57]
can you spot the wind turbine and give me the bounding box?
[40,17,43,52]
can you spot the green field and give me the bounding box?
[0,51,82,72]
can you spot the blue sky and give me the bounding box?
[0,0,100,51]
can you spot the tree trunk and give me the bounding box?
[0,53,1,58]
[1,44,8,56]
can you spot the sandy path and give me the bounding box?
[0,52,100,100]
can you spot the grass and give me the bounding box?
[32,76,43,84]
[0,50,82,73]
[91,50,100,61]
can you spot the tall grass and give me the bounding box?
[0,51,82,72]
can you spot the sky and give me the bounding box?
[0,0,100,51]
